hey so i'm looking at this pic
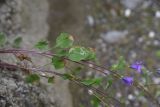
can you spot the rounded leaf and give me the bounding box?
[68,47,90,61]
[34,40,49,50]
[52,56,65,69]
[56,32,74,48]
[13,37,22,48]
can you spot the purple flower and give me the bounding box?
[130,61,143,73]
[122,76,133,86]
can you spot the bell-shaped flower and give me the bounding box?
[130,61,143,73]
[122,76,133,86]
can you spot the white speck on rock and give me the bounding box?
[116,92,122,98]
[148,31,155,38]
[88,64,93,67]
[88,89,93,95]
[87,15,94,26]
[155,11,160,18]
[124,9,131,17]
[101,30,128,43]
[153,77,160,84]
[128,94,135,100]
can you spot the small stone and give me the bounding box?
[124,9,131,17]
[155,11,160,18]
[128,94,135,100]
[130,51,137,58]
[101,30,128,43]
[88,64,93,67]
[138,37,144,43]
[87,15,94,26]
[134,90,139,95]
[153,77,160,84]
[153,40,159,46]
[86,71,92,76]
[116,92,122,98]
[121,0,144,9]
[148,31,155,38]
[88,89,93,95]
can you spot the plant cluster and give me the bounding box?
[0,32,160,107]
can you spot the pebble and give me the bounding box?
[121,0,144,9]
[155,11,160,18]
[124,9,131,17]
[128,94,135,100]
[116,92,122,98]
[138,37,144,43]
[148,31,155,38]
[101,30,128,43]
[87,15,94,26]
[153,77,160,84]
[88,89,93,95]
[153,40,159,46]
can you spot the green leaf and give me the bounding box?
[71,66,83,75]
[56,32,74,48]
[13,37,22,48]
[34,40,48,50]
[48,76,55,83]
[156,91,160,97]
[81,78,102,86]
[74,66,82,72]
[80,105,85,107]
[0,32,6,46]
[26,74,40,83]
[105,79,113,89]
[56,49,68,57]
[52,56,65,69]
[111,56,126,71]
[68,47,90,61]
[156,50,160,58]
[86,48,96,60]
[62,73,73,80]
[91,96,101,107]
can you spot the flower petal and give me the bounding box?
[130,61,143,73]
[122,77,133,86]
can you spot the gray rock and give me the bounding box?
[0,0,73,107]
[100,30,128,43]
[121,0,144,9]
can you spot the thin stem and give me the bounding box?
[0,61,124,106]
[0,49,159,105]
[145,83,160,86]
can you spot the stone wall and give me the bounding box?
[0,0,73,107]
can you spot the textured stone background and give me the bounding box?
[0,0,72,107]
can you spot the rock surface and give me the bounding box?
[0,0,73,107]
[100,30,128,43]
[121,0,144,9]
